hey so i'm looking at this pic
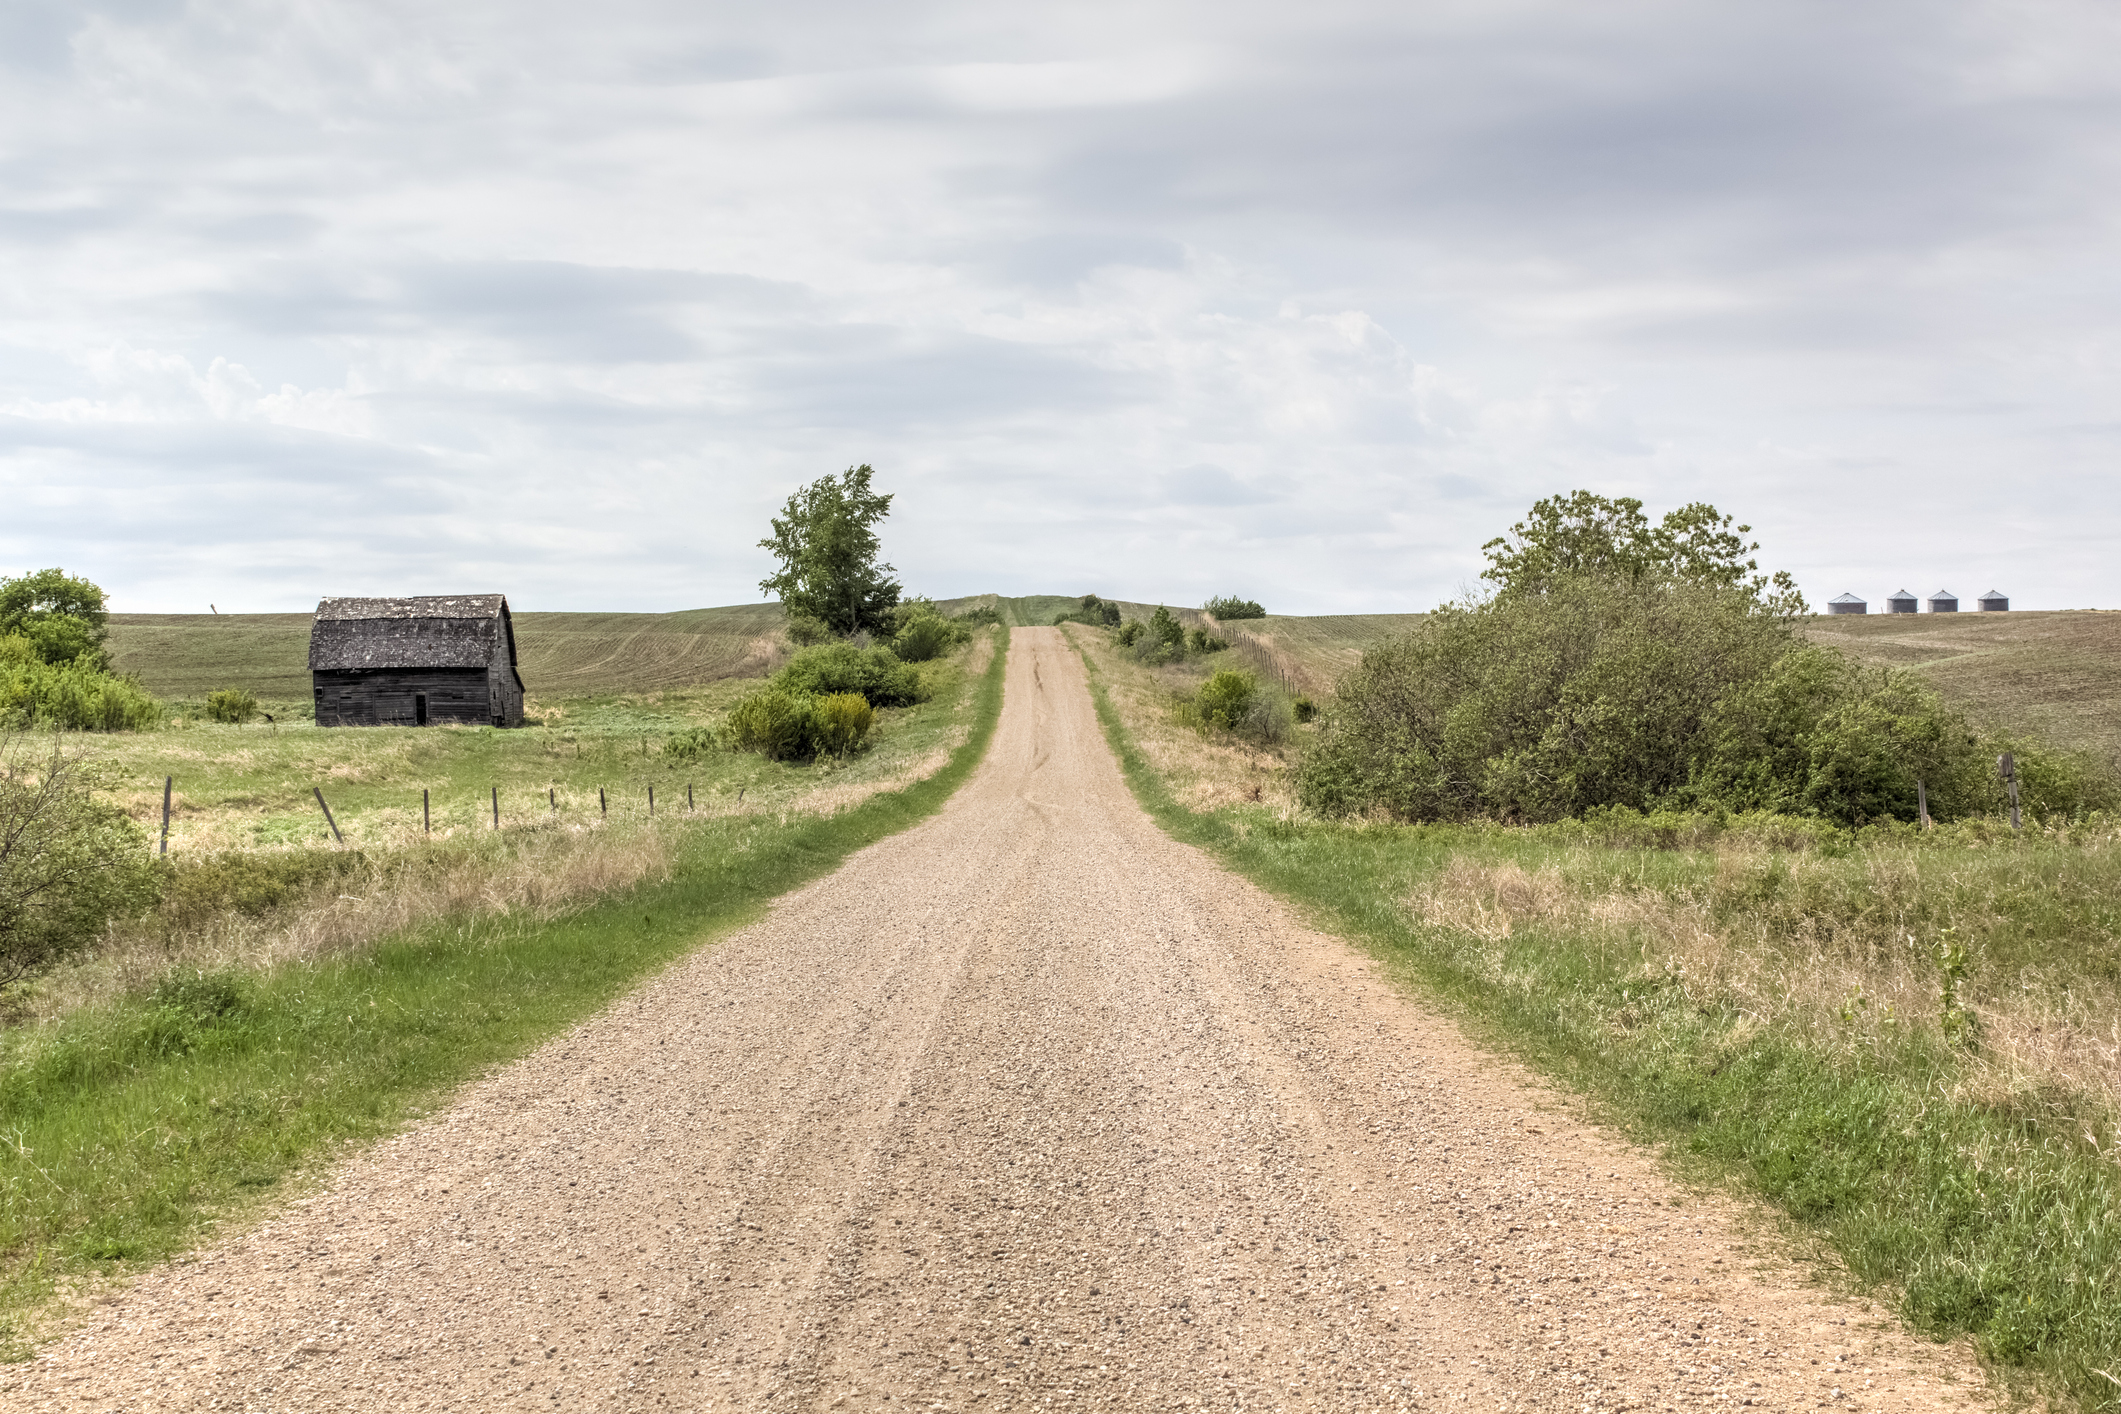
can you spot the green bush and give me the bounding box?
[663,726,719,762]
[0,567,111,670]
[0,637,160,731]
[720,689,819,761]
[772,643,928,707]
[1148,605,1185,647]
[1297,574,2112,825]
[953,604,1004,628]
[204,687,259,725]
[1115,621,1144,648]
[889,601,967,662]
[1197,670,1257,730]
[1054,594,1124,628]
[1292,696,1318,724]
[1202,595,1266,620]
[785,611,835,647]
[1187,627,1229,654]
[1,735,160,987]
[812,693,877,756]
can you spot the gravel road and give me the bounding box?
[8,629,1990,1412]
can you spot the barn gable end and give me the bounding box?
[309,594,525,727]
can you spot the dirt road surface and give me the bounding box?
[8,629,1990,1412]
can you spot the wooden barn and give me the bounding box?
[309,595,525,728]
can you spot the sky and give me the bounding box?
[3,0,2118,615]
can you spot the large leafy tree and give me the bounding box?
[758,465,903,636]
[0,567,111,669]
[1480,491,1806,617]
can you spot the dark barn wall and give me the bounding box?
[313,668,492,727]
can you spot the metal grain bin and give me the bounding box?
[1826,592,1868,615]
[1884,589,1919,614]
[1978,590,2009,612]
[1928,590,1959,613]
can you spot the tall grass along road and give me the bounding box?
[5,631,1987,1411]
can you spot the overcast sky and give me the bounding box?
[4,0,2117,614]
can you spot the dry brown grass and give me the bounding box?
[1061,623,1296,812]
[1409,849,2121,1121]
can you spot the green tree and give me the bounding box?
[0,567,111,669]
[758,465,902,636]
[1481,492,1805,616]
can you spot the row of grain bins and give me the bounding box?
[1824,590,2008,616]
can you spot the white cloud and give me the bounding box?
[2,0,2118,612]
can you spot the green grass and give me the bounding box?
[0,628,1008,1353]
[1070,636,2121,1413]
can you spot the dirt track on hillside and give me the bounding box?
[7,629,1990,1412]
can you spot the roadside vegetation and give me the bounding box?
[1064,492,2121,1413]
[0,569,158,732]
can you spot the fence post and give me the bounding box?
[159,775,172,855]
[550,786,556,815]
[1917,779,1931,829]
[492,786,499,829]
[599,786,607,818]
[648,784,655,817]
[423,787,430,834]
[1998,753,2022,832]
[687,783,694,812]
[313,786,345,846]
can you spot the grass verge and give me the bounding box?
[1068,632,2120,1414]
[0,628,1008,1357]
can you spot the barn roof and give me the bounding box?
[308,594,522,682]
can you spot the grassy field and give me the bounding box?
[1807,610,2121,766]
[1063,618,2121,1413]
[106,602,790,711]
[0,629,1008,1355]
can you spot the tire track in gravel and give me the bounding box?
[6,628,1992,1412]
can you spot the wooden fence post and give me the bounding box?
[159,775,172,855]
[491,786,499,829]
[599,787,607,818]
[648,785,655,817]
[687,783,694,812]
[550,786,556,815]
[1917,779,1931,830]
[1998,753,2022,832]
[313,787,345,846]
[422,787,430,834]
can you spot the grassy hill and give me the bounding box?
[107,604,789,707]
[1806,609,2121,765]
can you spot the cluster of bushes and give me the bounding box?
[1202,595,1266,620]
[1115,606,1227,665]
[204,688,259,724]
[1296,572,2114,826]
[1054,594,1123,628]
[0,569,160,733]
[1177,667,1293,745]
[698,641,938,763]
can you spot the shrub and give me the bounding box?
[1202,595,1266,620]
[1292,696,1318,724]
[1197,670,1258,730]
[1187,627,1229,654]
[663,726,718,762]
[1055,594,1124,628]
[954,604,1004,628]
[812,693,877,756]
[889,601,967,662]
[0,637,160,731]
[1,734,159,987]
[1147,606,1185,648]
[1297,573,2113,826]
[158,849,362,930]
[785,611,835,647]
[1115,621,1144,648]
[773,643,928,707]
[204,687,259,724]
[720,689,818,761]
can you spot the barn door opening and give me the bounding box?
[414,693,428,726]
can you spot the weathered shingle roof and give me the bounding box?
[308,595,519,674]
